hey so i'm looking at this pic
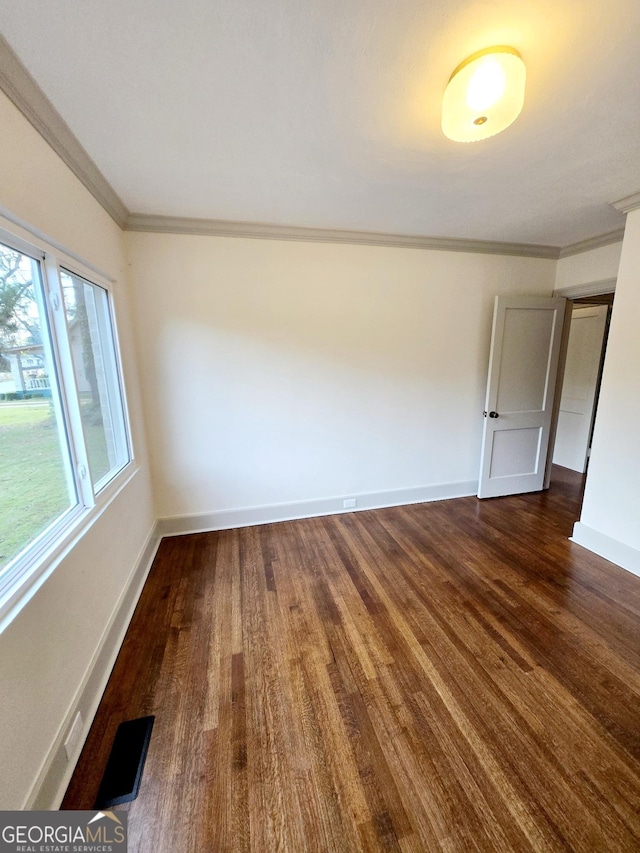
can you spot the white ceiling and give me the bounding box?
[1,0,639,246]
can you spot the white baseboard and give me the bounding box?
[25,522,162,810]
[571,522,640,579]
[157,480,478,538]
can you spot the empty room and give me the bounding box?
[0,1,639,851]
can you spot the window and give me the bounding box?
[0,220,131,625]
[60,270,129,488]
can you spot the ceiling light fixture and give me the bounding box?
[442,46,526,142]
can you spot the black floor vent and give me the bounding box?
[94,715,155,809]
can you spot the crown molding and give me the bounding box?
[553,278,616,299]
[558,228,625,259]
[0,33,128,228]
[612,191,640,215]
[124,214,561,258]
[0,33,626,261]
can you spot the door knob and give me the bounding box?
[489,411,500,418]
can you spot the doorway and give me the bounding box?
[550,292,614,513]
[477,291,615,503]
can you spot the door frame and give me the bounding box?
[543,277,616,488]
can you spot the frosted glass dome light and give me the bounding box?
[442,47,526,142]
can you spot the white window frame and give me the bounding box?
[58,265,131,493]
[0,212,136,632]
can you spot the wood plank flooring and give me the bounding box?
[63,466,640,851]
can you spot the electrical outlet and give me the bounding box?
[343,498,357,509]
[64,712,84,761]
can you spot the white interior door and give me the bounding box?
[478,296,566,499]
[552,305,608,473]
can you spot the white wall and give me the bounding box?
[554,240,622,291]
[0,90,155,808]
[574,209,640,573]
[126,232,556,522]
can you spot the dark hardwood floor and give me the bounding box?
[63,466,640,851]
